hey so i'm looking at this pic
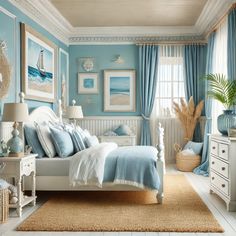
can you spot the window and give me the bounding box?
[155,45,185,117]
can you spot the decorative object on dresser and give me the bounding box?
[21,23,57,103]
[2,93,29,157]
[78,73,98,94]
[104,70,136,112]
[99,135,136,146]
[204,74,236,135]
[0,40,11,100]
[0,154,37,217]
[173,96,204,142]
[210,134,236,211]
[66,99,83,125]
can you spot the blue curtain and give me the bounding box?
[193,32,216,176]
[139,45,159,145]
[184,45,207,141]
[228,7,236,81]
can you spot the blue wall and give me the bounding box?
[0,0,69,114]
[69,45,141,116]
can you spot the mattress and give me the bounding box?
[36,156,72,176]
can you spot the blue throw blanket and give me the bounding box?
[103,146,160,190]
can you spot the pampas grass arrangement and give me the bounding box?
[173,96,204,142]
[0,41,11,99]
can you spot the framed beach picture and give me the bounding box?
[78,73,98,94]
[104,70,136,112]
[21,23,57,102]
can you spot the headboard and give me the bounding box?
[28,106,60,124]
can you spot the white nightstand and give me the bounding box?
[0,154,37,217]
[99,135,136,146]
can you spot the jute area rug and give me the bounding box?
[17,175,223,232]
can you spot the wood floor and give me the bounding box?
[1,164,236,236]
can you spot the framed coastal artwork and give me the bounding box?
[59,48,69,112]
[21,23,57,102]
[104,70,136,112]
[78,73,98,94]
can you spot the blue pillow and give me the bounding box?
[183,141,203,155]
[85,135,99,148]
[24,124,45,158]
[50,127,74,158]
[70,130,87,152]
[114,124,132,136]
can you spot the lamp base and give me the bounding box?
[8,152,24,158]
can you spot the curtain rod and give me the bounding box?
[136,40,207,46]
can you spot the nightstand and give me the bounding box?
[99,135,136,146]
[0,154,37,217]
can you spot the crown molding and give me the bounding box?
[8,0,70,45]
[196,0,236,35]
[7,0,236,45]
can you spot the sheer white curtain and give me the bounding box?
[154,45,185,117]
[211,18,228,133]
[151,45,185,146]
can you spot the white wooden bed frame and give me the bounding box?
[25,106,165,203]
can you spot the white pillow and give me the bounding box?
[35,122,56,158]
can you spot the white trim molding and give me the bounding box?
[7,0,236,44]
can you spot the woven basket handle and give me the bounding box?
[174,143,182,153]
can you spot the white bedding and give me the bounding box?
[69,142,118,187]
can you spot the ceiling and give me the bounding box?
[50,0,208,27]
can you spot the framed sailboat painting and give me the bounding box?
[21,23,57,102]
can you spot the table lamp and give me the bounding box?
[2,97,29,157]
[66,99,83,125]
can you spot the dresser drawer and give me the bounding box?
[22,159,35,176]
[210,140,218,156]
[211,156,229,179]
[211,171,229,196]
[219,143,229,161]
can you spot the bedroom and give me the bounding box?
[0,0,236,235]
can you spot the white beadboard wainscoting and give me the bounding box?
[0,116,204,164]
[79,116,186,164]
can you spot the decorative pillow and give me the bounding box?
[85,135,99,148]
[35,122,56,158]
[50,127,74,158]
[183,141,203,155]
[114,124,132,136]
[24,124,45,158]
[71,129,87,152]
[181,149,196,156]
[103,131,118,136]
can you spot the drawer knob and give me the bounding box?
[222,184,225,188]
[212,146,216,150]
[212,177,215,180]
[212,161,215,165]
[222,150,226,153]
[222,167,226,171]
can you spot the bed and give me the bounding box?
[24,106,165,203]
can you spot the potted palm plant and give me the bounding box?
[205,73,236,135]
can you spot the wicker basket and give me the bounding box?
[174,143,201,172]
[0,188,9,223]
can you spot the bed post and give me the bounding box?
[156,122,165,204]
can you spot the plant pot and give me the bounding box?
[217,110,236,135]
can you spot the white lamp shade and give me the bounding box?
[2,103,29,122]
[66,106,83,119]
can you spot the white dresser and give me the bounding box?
[210,134,236,211]
[99,135,136,146]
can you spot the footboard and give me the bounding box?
[156,123,165,204]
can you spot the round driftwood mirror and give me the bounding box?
[0,41,11,100]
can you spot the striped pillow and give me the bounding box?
[71,130,86,152]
